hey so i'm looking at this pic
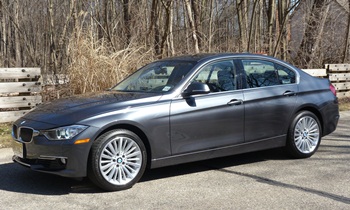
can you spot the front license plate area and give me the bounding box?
[12,141,25,158]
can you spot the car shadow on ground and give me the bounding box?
[0,148,288,195]
[141,148,288,182]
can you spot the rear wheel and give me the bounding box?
[88,129,147,191]
[286,111,322,158]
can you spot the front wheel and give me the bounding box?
[286,111,322,158]
[88,129,147,191]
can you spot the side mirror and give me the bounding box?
[182,82,210,98]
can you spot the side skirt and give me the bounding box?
[150,135,286,169]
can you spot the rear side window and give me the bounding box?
[275,63,296,84]
[242,60,295,88]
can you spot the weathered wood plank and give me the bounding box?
[326,64,350,72]
[0,96,42,108]
[0,82,41,93]
[302,69,327,77]
[333,82,350,91]
[0,68,41,79]
[336,91,350,98]
[0,110,29,123]
[329,73,350,81]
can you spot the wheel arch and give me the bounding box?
[293,106,324,135]
[89,123,152,169]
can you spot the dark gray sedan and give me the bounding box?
[12,53,339,191]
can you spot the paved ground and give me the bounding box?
[0,112,349,209]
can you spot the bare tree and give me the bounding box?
[184,0,199,53]
[273,0,301,59]
[0,0,349,90]
[237,0,248,51]
[0,0,8,67]
[343,0,350,62]
[168,0,175,55]
[297,0,330,68]
[122,0,132,46]
[247,0,259,52]
[13,0,21,66]
[267,0,276,55]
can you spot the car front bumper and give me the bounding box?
[12,141,91,178]
[11,121,99,178]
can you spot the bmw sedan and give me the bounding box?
[12,53,339,191]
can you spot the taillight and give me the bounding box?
[330,83,336,96]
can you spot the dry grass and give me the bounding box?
[0,123,12,149]
[67,34,154,95]
[339,97,350,111]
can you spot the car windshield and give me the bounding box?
[113,60,196,93]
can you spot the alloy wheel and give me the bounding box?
[99,136,143,186]
[293,116,320,154]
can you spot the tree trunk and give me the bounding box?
[191,0,201,49]
[342,0,350,63]
[248,0,259,52]
[307,3,330,67]
[208,0,214,52]
[159,0,172,57]
[267,0,276,55]
[0,0,7,66]
[237,0,248,51]
[184,0,199,53]
[298,0,327,68]
[14,0,21,66]
[122,0,131,46]
[149,0,161,56]
[48,0,58,75]
[163,0,175,56]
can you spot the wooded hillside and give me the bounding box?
[1,0,350,93]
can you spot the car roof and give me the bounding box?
[159,53,270,63]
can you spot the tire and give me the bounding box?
[88,129,147,191]
[286,111,322,158]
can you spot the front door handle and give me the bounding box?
[283,91,296,97]
[227,99,243,106]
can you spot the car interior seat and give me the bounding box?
[217,64,236,91]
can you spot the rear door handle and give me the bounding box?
[283,91,296,97]
[227,99,243,106]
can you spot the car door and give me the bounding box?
[239,58,298,142]
[170,60,244,155]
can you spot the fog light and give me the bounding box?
[60,158,67,165]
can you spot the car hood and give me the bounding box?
[21,91,162,127]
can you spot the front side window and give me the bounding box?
[191,60,237,92]
[242,60,296,88]
[113,61,196,93]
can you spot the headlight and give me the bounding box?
[41,125,88,140]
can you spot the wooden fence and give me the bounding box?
[326,64,350,98]
[0,68,42,123]
[302,64,350,98]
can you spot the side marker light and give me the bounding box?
[74,138,90,145]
